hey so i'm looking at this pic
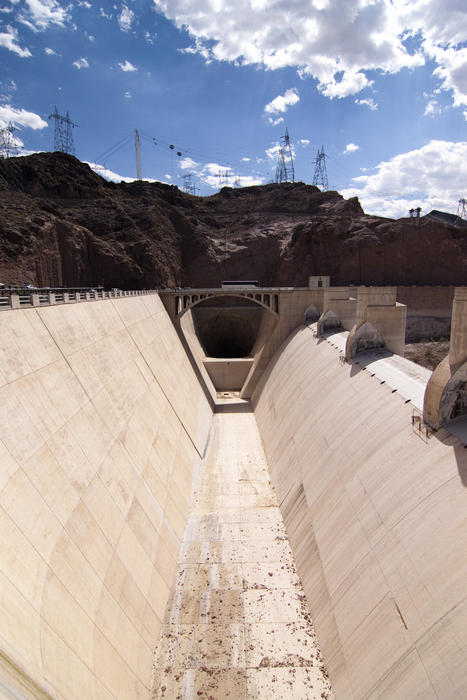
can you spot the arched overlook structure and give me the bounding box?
[0,284,466,699]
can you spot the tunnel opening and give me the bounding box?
[191,296,266,358]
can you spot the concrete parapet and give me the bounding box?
[424,287,467,429]
[317,287,357,334]
[345,286,407,359]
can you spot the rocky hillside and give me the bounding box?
[1,152,466,289]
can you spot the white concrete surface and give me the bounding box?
[151,409,333,699]
[320,327,431,410]
[253,322,467,699]
[0,295,212,699]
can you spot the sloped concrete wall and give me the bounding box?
[0,295,212,699]
[253,325,467,699]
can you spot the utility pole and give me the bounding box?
[135,129,142,179]
[48,106,77,154]
[312,145,328,191]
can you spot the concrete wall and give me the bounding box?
[396,286,454,341]
[0,295,212,699]
[253,324,467,699]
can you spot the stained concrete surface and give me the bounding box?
[151,407,333,699]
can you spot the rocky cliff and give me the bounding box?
[1,152,466,289]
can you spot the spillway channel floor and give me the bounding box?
[151,409,333,699]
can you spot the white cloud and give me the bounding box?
[118,59,137,72]
[344,143,359,154]
[0,104,47,130]
[265,143,281,161]
[144,30,157,44]
[424,99,442,116]
[341,140,467,218]
[241,157,251,162]
[44,46,57,55]
[0,26,31,57]
[299,139,310,146]
[355,97,378,111]
[87,162,161,184]
[19,0,70,31]
[124,91,132,99]
[118,5,135,32]
[73,57,89,69]
[268,116,284,126]
[153,0,426,99]
[264,88,300,115]
[180,156,199,170]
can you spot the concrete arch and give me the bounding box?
[317,309,342,336]
[346,320,385,359]
[175,292,278,318]
[304,303,320,324]
[424,357,467,429]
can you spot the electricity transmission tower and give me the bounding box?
[0,122,20,158]
[181,173,197,195]
[312,145,328,191]
[135,129,142,179]
[48,106,77,154]
[218,169,231,188]
[275,128,295,183]
[457,198,467,219]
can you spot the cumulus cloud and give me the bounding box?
[18,0,70,31]
[124,91,132,99]
[45,46,57,55]
[354,97,378,111]
[264,88,300,115]
[118,59,137,72]
[179,156,199,170]
[344,143,359,154]
[174,156,263,189]
[73,57,89,69]
[118,5,135,32]
[0,26,31,57]
[341,140,467,218]
[87,162,161,184]
[0,104,47,130]
[153,0,467,108]
[268,116,284,126]
[154,0,429,99]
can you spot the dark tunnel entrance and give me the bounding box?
[191,296,266,358]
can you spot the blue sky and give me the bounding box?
[0,0,466,218]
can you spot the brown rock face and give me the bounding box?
[1,152,466,288]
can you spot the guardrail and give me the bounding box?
[0,288,159,311]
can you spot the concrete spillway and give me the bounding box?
[152,409,332,698]
[0,291,466,699]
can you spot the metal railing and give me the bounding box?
[0,287,159,311]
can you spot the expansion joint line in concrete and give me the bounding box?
[111,300,207,460]
[33,307,181,543]
[151,410,334,699]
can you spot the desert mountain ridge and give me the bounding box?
[0,151,466,289]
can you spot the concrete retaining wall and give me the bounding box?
[0,295,212,699]
[253,325,467,699]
